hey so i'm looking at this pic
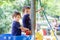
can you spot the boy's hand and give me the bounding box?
[20,27,32,35]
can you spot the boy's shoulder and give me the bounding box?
[12,21,20,24]
[24,14,29,16]
[23,14,29,18]
[12,21,21,27]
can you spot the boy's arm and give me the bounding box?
[20,27,29,32]
[20,26,32,35]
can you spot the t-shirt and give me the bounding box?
[22,14,31,30]
[12,21,21,36]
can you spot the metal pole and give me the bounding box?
[31,0,36,40]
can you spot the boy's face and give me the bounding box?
[25,9,30,14]
[14,15,20,22]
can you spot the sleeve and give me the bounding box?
[22,16,29,28]
[12,22,21,29]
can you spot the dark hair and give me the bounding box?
[12,11,21,18]
[22,6,30,12]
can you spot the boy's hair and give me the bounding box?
[22,6,30,13]
[12,11,21,18]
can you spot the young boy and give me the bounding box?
[22,6,32,35]
[12,11,29,36]
[22,6,31,31]
[22,6,44,35]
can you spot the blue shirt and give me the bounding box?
[12,21,21,36]
[22,14,31,30]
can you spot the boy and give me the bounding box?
[22,6,43,35]
[22,6,31,32]
[22,6,31,29]
[12,11,29,36]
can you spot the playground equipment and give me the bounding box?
[35,0,58,40]
[0,34,32,40]
[0,34,13,40]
